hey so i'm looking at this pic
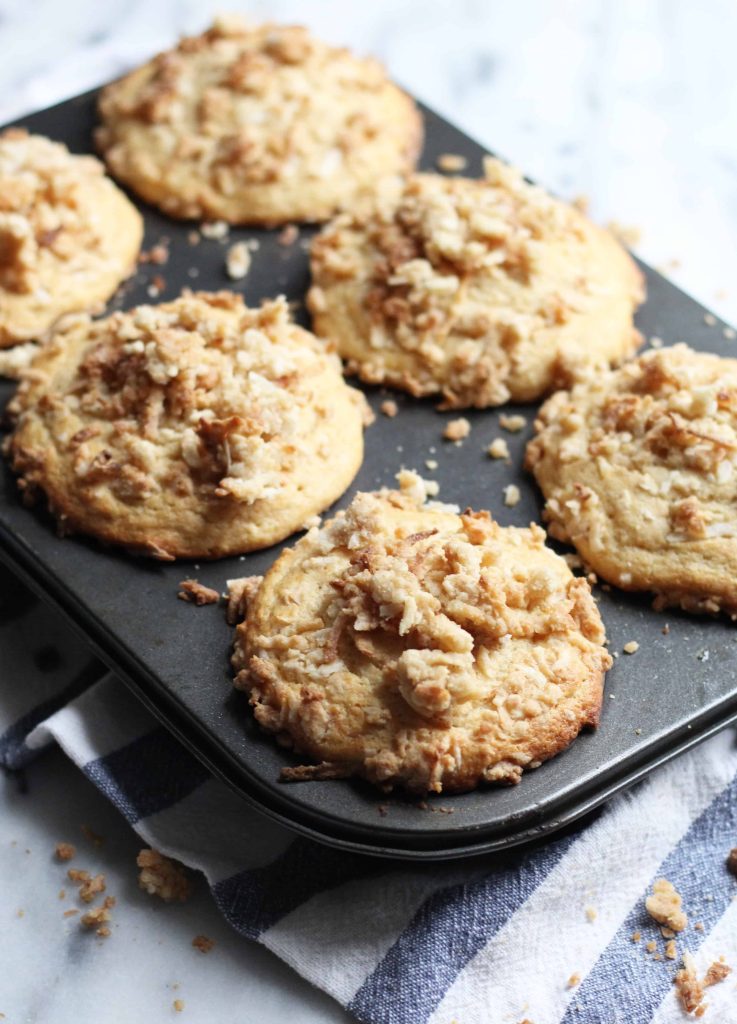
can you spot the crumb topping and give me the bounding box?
[7,292,367,557]
[0,129,118,296]
[527,344,737,616]
[233,475,610,793]
[96,18,420,222]
[310,160,643,408]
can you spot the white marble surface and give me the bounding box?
[1,2,737,1021]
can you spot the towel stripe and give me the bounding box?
[83,726,210,822]
[213,838,383,939]
[348,826,581,1024]
[0,663,99,769]
[561,767,737,1023]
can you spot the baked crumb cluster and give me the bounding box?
[0,129,110,295]
[96,17,421,223]
[527,345,737,615]
[7,291,367,558]
[233,473,610,793]
[309,159,643,407]
[0,128,142,347]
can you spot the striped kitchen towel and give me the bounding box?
[2,564,737,1024]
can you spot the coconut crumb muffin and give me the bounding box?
[0,129,143,348]
[96,17,422,226]
[4,292,368,559]
[308,159,644,408]
[232,473,611,794]
[526,344,737,616]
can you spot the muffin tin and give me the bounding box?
[2,89,737,860]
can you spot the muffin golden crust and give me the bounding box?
[232,476,610,794]
[0,129,143,348]
[526,344,737,617]
[5,292,368,559]
[308,159,644,408]
[96,17,422,226]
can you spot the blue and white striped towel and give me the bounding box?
[3,565,737,1024]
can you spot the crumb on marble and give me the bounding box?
[192,934,215,954]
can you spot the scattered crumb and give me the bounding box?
[662,623,670,635]
[80,824,103,847]
[727,848,737,877]
[653,952,662,961]
[55,842,76,862]
[724,327,737,340]
[487,438,509,459]
[704,313,717,327]
[67,869,105,903]
[225,576,263,626]
[694,922,704,932]
[192,934,215,954]
[606,221,641,247]
[646,940,657,953]
[585,906,597,922]
[277,224,299,246]
[436,153,468,173]
[58,889,65,900]
[201,220,228,240]
[443,417,471,442]
[137,849,191,902]
[225,241,251,280]
[704,960,731,987]
[567,973,581,988]
[650,335,664,349]
[665,939,678,960]
[377,804,388,817]
[173,1001,185,1013]
[503,484,521,508]
[380,399,398,418]
[623,641,639,654]
[632,931,641,942]
[646,878,687,932]
[499,413,527,433]
[661,927,676,939]
[634,728,642,735]
[425,459,438,471]
[80,895,115,935]
[674,953,714,1015]
[16,909,24,918]
[63,908,79,918]
[177,579,220,606]
[140,242,169,266]
[187,230,200,246]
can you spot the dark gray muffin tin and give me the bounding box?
[1,89,736,859]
